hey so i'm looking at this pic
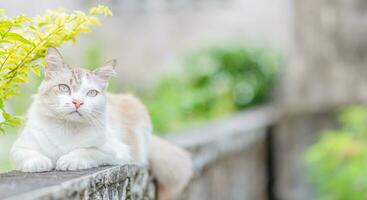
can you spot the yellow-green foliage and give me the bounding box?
[0,5,112,132]
[306,106,367,200]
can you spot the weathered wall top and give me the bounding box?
[0,165,155,200]
[166,105,277,173]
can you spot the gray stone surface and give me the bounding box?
[0,165,155,200]
[168,105,277,200]
[167,105,277,173]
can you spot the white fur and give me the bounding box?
[11,68,133,172]
[11,97,131,172]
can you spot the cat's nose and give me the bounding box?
[72,100,84,109]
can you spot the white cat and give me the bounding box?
[10,47,193,200]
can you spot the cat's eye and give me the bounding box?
[87,89,98,97]
[58,84,70,94]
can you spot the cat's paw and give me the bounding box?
[56,155,96,171]
[19,156,53,172]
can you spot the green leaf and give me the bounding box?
[30,65,41,76]
[0,21,12,29]
[6,32,33,45]
[2,111,10,120]
[0,39,11,44]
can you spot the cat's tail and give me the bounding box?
[150,135,193,200]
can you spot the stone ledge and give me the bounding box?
[0,165,155,200]
[166,105,277,173]
[168,105,277,200]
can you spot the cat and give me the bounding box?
[10,47,193,200]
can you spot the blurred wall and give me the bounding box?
[0,0,292,88]
[282,0,367,111]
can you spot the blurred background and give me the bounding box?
[1,0,367,200]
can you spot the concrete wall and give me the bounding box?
[169,106,276,200]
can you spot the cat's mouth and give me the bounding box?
[69,110,83,117]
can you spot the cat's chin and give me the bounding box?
[40,108,102,125]
[43,109,88,124]
[62,112,88,123]
[69,110,83,117]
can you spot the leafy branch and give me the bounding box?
[0,5,112,132]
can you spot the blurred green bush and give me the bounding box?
[144,45,280,133]
[306,106,367,200]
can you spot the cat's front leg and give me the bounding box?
[56,148,101,170]
[11,148,53,172]
[56,147,131,171]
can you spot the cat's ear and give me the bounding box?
[45,47,65,80]
[93,59,116,81]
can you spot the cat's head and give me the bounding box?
[36,47,116,123]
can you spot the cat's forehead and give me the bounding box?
[48,67,100,90]
[70,68,89,85]
[69,67,100,90]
